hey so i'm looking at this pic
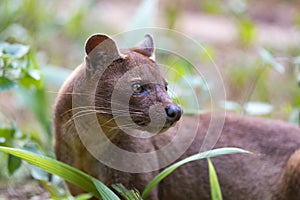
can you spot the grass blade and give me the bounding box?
[112,184,142,200]
[92,179,121,200]
[142,147,251,199]
[0,146,120,200]
[208,158,222,200]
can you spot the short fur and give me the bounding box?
[54,34,300,200]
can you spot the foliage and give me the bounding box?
[0,0,300,199]
[208,158,222,200]
[0,42,46,176]
[0,146,120,200]
[112,184,142,200]
[142,147,250,199]
[0,42,41,90]
[0,146,250,200]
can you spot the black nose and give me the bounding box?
[165,104,182,123]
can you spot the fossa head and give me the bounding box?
[83,34,182,133]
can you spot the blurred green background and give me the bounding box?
[0,0,300,199]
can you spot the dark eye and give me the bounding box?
[132,83,144,94]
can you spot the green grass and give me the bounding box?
[0,146,251,199]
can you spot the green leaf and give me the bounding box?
[0,146,120,200]
[0,127,15,145]
[237,18,256,46]
[92,179,120,200]
[40,180,61,198]
[8,154,22,174]
[18,74,42,89]
[142,147,251,199]
[74,193,94,200]
[208,158,222,200]
[0,77,16,91]
[112,184,142,200]
[4,44,30,59]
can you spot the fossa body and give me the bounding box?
[54,34,300,200]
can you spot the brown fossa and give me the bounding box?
[54,34,300,200]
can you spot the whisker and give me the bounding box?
[62,106,146,118]
[47,91,96,96]
[63,111,99,128]
[101,112,146,126]
[61,106,97,116]
[107,123,138,132]
[61,105,118,116]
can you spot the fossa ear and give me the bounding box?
[131,34,155,61]
[85,34,125,74]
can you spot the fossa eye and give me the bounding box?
[132,83,144,94]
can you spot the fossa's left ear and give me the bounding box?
[131,34,155,61]
[84,34,125,75]
[85,34,123,57]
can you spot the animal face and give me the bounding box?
[85,34,182,133]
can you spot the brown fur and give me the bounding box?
[54,34,300,200]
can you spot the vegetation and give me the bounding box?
[0,146,250,200]
[0,0,299,199]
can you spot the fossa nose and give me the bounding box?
[165,104,182,124]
